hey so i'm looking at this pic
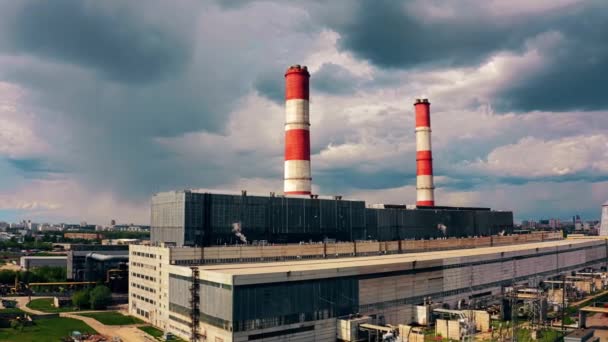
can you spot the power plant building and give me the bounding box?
[149,191,514,246]
[129,64,593,342]
[129,236,608,341]
[600,201,608,236]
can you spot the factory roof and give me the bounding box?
[20,256,67,260]
[180,238,603,285]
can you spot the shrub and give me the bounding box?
[89,285,112,310]
[72,289,90,309]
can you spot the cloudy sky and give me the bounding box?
[0,0,607,224]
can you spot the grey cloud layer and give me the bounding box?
[0,0,606,221]
[5,0,196,84]
[495,8,608,111]
[0,1,316,199]
[310,1,608,112]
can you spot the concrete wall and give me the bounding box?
[20,256,67,269]
[168,232,562,265]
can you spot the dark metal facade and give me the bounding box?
[366,208,513,240]
[67,244,129,281]
[232,278,358,332]
[151,191,514,246]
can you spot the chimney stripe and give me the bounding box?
[285,130,311,160]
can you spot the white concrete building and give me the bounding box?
[600,201,608,236]
[130,237,608,342]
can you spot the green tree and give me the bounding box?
[33,266,66,282]
[9,318,22,330]
[0,270,18,284]
[72,289,90,309]
[89,285,112,310]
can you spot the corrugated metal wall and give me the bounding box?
[168,273,233,328]
[151,191,514,246]
[204,194,367,245]
[232,278,358,332]
[151,192,186,245]
[366,209,514,241]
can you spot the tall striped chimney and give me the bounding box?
[415,98,435,206]
[284,65,311,195]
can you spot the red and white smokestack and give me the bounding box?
[415,98,435,206]
[284,65,311,195]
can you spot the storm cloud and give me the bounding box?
[4,0,196,84]
[0,0,606,223]
[312,0,608,112]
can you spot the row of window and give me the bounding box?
[173,254,336,266]
[135,308,150,319]
[132,282,156,293]
[132,272,156,282]
[131,261,157,270]
[133,251,158,259]
[132,292,156,305]
[168,324,190,339]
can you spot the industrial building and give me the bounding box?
[130,65,589,341]
[149,68,512,247]
[150,191,513,246]
[20,256,67,270]
[600,201,608,236]
[67,244,129,281]
[129,235,608,341]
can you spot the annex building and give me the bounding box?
[128,233,608,341]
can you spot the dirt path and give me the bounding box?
[13,296,52,315]
[61,312,156,342]
[12,297,156,341]
[0,263,21,271]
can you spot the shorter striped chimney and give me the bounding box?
[414,98,435,206]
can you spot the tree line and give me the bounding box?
[0,266,66,284]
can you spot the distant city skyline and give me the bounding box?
[0,1,607,224]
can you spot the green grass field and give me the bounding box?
[26,298,77,313]
[138,326,187,341]
[138,325,164,337]
[0,317,96,342]
[77,311,143,325]
[0,308,25,315]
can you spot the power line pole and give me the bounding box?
[561,274,566,336]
